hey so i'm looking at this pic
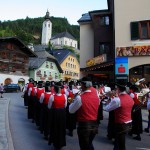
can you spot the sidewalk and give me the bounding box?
[0,98,14,150]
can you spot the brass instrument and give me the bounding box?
[68,89,82,103]
[102,90,118,105]
[133,78,150,112]
[135,78,149,103]
[67,97,73,103]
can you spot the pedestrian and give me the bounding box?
[69,77,99,150]
[0,83,4,98]
[104,83,134,150]
[48,82,67,150]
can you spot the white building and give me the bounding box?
[50,31,78,49]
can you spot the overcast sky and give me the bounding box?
[0,0,108,25]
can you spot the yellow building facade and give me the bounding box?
[60,55,80,81]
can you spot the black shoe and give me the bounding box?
[133,136,141,141]
[44,136,48,140]
[128,132,132,136]
[107,134,113,140]
[144,128,149,133]
[68,131,73,137]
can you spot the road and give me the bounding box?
[4,92,150,150]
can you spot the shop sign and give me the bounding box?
[86,54,107,67]
[115,57,128,75]
[116,45,150,57]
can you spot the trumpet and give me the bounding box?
[68,89,82,103]
[105,90,118,98]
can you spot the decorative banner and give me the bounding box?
[116,45,150,56]
[86,54,107,67]
[115,57,128,75]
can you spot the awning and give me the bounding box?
[81,60,114,72]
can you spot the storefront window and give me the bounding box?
[129,66,142,83]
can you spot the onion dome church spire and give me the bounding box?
[41,10,52,45]
[45,10,50,20]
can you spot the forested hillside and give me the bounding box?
[0,16,80,45]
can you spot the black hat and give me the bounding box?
[115,83,126,91]
[45,81,51,87]
[28,78,34,82]
[130,85,139,92]
[37,81,44,88]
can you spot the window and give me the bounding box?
[100,16,109,26]
[140,22,149,39]
[48,24,50,28]
[131,20,150,40]
[99,43,110,55]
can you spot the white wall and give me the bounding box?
[115,0,150,47]
[51,37,78,48]
[0,74,29,85]
[80,23,94,68]
[115,0,150,69]
[41,20,52,45]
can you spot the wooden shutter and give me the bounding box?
[130,22,139,40]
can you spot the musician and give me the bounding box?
[104,83,134,150]
[28,81,37,121]
[93,83,103,125]
[69,77,99,150]
[144,88,150,133]
[129,85,143,141]
[24,78,34,107]
[39,81,52,139]
[48,82,67,150]
[66,81,77,137]
[106,89,116,141]
[34,81,45,127]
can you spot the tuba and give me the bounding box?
[135,78,150,104]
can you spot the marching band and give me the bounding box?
[22,77,150,150]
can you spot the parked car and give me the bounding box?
[4,84,21,93]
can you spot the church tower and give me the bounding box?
[41,10,52,45]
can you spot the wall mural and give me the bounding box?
[36,61,60,81]
[116,45,150,57]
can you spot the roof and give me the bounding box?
[29,46,63,73]
[52,49,76,64]
[77,13,92,23]
[0,37,37,57]
[78,9,110,23]
[51,31,76,40]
